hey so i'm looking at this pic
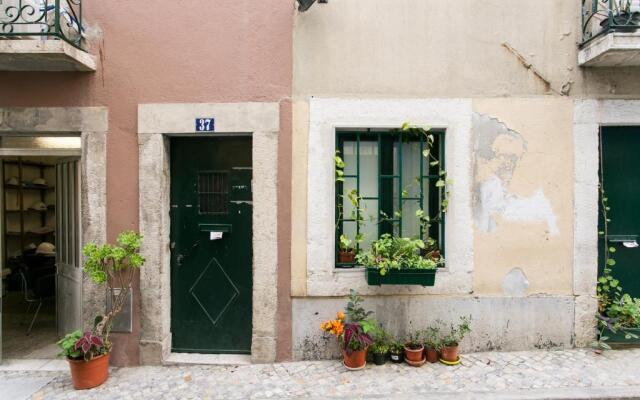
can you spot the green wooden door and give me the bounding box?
[170,137,252,354]
[600,127,640,298]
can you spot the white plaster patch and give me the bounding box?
[501,267,529,297]
[476,175,559,235]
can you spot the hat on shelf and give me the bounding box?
[5,177,18,186]
[28,201,48,211]
[36,242,56,256]
[31,178,47,186]
[29,226,55,235]
[24,243,37,251]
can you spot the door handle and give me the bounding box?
[176,254,184,267]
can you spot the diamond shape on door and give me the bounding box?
[188,256,240,327]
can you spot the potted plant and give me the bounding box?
[58,231,144,390]
[368,325,391,365]
[403,331,425,364]
[357,234,442,286]
[320,290,375,370]
[440,317,471,363]
[423,326,441,364]
[57,331,110,390]
[341,322,373,370]
[389,340,404,363]
[338,234,356,263]
[599,1,640,30]
[369,342,389,365]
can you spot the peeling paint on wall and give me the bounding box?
[473,113,559,235]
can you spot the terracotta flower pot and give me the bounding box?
[338,250,356,264]
[425,347,439,363]
[342,349,367,370]
[404,345,424,362]
[68,353,110,390]
[440,345,459,362]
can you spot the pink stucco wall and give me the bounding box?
[0,0,294,366]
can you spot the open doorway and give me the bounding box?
[0,136,82,361]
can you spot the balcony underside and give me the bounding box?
[0,40,96,72]
[579,31,640,67]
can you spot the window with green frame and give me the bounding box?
[335,128,445,268]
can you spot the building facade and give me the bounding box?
[1,0,639,366]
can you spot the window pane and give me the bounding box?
[359,199,378,250]
[359,141,378,197]
[401,141,422,198]
[343,141,357,176]
[341,177,358,220]
[402,200,421,238]
[342,221,357,247]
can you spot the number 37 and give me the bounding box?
[196,118,214,132]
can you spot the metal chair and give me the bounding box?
[18,259,56,336]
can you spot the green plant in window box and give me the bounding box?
[356,234,442,274]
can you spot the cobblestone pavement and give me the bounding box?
[3,349,640,399]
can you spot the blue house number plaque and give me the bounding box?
[195,118,215,132]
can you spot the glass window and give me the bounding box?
[335,128,445,267]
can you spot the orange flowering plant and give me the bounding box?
[320,312,345,337]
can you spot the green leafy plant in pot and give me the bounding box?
[368,325,392,365]
[389,340,404,363]
[404,330,425,363]
[57,231,144,390]
[423,326,441,364]
[440,317,471,363]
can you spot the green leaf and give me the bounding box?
[435,180,445,188]
[599,277,608,284]
[609,247,616,253]
[429,161,439,166]
[607,258,616,266]
[401,122,411,131]
[422,149,430,158]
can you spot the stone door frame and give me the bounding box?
[0,106,108,330]
[573,100,640,346]
[137,102,280,364]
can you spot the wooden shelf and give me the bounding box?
[4,184,54,191]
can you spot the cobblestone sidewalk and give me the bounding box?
[3,349,640,399]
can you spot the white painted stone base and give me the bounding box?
[292,295,574,360]
[165,353,251,366]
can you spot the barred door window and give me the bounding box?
[198,172,228,214]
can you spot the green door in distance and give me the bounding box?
[600,127,640,299]
[170,137,252,354]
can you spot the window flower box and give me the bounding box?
[603,327,640,345]
[365,267,436,287]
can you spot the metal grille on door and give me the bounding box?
[198,172,228,214]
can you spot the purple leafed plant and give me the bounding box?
[74,331,107,361]
[342,322,373,355]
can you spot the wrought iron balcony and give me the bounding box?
[580,0,640,66]
[0,0,95,71]
[1,0,84,48]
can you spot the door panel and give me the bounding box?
[56,159,82,337]
[600,127,640,298]
[170,137,252,354]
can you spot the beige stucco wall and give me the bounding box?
[293,0,640,99]
[472,98,574,295]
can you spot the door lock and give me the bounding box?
[176,254,184,267]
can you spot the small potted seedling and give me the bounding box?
[369,342,389,365]
[389,340,404,363]
[404,331,425,364]
[338,234,356,263]
[423,326,441,364]
[440,316,471,364]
